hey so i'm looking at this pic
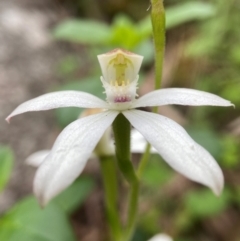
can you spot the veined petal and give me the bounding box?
[26,149,97,167]
[6,91,109,122]
[26,150,50,167]
[123,110,224,195]
[132,88,233,108]
[34,110,118,206]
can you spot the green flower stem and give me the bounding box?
[112,114,138,184]
[112,113,139,241]
[137,0,166,179]
[100,156,122,241]
[151,0,166,90]
[125,180,139,240]
[151,0,166,113]
[137,143,151,179]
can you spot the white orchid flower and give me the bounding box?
[148,233,173,241]
[6,48,233,206]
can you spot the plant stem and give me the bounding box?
[137,0,166,179]
[151,0,166,113]
[112,114,139,241]
[100,155,122,241]
[137,143,151,179]
[109,2,166,239]
[125,180,139,240]
[112,114,137,184]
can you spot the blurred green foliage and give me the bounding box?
[0,176,95,241]
[221,135,240,168]
[53,176,95,214]
[142,154,173,189]
[0,197,76,241]
[0,146,14,192]
[183,189,231,218]
[54,20,112,45]
[54,2,215,49]
[186,0,237,58]
[186,126,222,159]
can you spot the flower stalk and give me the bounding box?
[112,113,139,241]
[125,181,139,240]
[151,0,166,94]
[112,114,138,184]
[137,0,166,181]
[99,155,122,241]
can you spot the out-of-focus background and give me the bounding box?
[0,0,240,240]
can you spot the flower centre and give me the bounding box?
[98,49,143,107]
[109,53,133,87]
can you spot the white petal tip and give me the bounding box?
[209,170,224,197]
[148,234,173,241]
[34,177,57,208]
[224,101,234,107]
[212,183,223,197]
[34,189,49,208]
[34,177,50,208]
[25,150,50,167]
[6,110,18,122]
[39,198,48,208]
[5,117,11,123]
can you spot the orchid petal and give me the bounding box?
[148,234,173,241]
[6,91,109,122]
[123,110,224,195]
[26,150,50,167]
[94,127,115,156]
[132,88,233,108]
[131,129,157,153]
[34,110,118,206]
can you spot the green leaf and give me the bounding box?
[53,2,215,49]
[53,19,111,45]
[52,176,95,214]
[0,146,14,192]
[55,76,104,128]
[221,82,240,104]
[186,126,221,159]
[142,155,173,188]
[220,136,240,168]
[184,189,231,218]
[166,2,216,29]
[0,197,76,241]
[109,14,143,49]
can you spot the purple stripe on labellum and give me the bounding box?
[114,96,131,103]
